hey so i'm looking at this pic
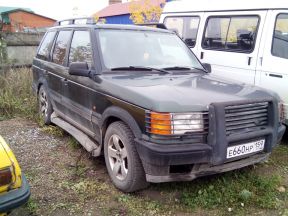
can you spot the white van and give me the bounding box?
[160,0,288,124]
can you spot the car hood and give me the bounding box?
[99,73,279,112]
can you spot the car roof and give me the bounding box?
[163,0,288,13]
[49,24,172,34]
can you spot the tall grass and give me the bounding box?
[0,67,37,120]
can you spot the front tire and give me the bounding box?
[38,85,53,125]
[104,121,149,192]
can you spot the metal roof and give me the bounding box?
[0,6,33,14]
[163,0,288,13]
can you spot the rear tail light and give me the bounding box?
[0,167,13,187]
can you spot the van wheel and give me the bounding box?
[38,85,53,125]
[104,121,149,192]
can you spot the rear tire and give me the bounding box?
[104,121,149,192]
[38,85,53,125]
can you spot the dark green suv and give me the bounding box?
[32,18,286,192]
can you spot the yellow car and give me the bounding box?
[0,136,30,215]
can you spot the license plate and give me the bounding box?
[227,139,265,159]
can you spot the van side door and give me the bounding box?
[255,10,288,120]
[198,11,267,84]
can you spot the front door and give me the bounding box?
[62,30,100,139]
[255,10,288,121]
[197,11,267,84]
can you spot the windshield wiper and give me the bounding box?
[110,66,172,74]
[162,66,207,73]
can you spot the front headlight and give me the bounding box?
[0,167,13,187]
[146,112,207,135]
[279,101,286,124]
[172,114,204,134]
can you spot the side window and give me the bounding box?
[52,31,72,65]
[203,16,259,53]
[272,13,288,59]
[69,31,92,66]
[164,16,200,47]
[37,31,56,60]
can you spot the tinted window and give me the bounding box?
[164,16,200,47]
[272,13,288,59]
[69,31,92,66]
[52,31,72,65]
[203,16,259,52]
[37,31,56,60]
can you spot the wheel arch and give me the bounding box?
[100,106,142,146]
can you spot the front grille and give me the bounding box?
[225,102,269,136]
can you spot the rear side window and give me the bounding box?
[37,31,56,60]
[164,16,200,47]
[69,31,92,66]
[52,31,72,65]
[202,16,259,53]
[272,13,288,59]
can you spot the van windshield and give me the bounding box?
[98,29,203,71]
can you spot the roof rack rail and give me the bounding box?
[136,23,167,30]
[54,17,96,26]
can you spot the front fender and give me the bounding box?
[100,106,142,140]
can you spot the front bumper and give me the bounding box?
[135,124,286,183]
[0,174,30,213]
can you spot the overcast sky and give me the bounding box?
[0,0,109,20]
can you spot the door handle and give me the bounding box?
[43,70,48,76]
[248,57,252,66]
[200,52,204,60]
[62,78,68,85]
[269,73,283,78]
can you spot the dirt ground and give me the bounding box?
[0,118,287,216]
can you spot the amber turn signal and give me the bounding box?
[150,112,172,135]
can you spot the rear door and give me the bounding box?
[47,30,73,112]
[198,11,267,84]
[255,10,288,119]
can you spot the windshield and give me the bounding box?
[98,29,203,71]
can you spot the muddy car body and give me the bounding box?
[32,19,286,192]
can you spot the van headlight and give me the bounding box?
[146,112,207,135]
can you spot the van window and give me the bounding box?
[52,31,72,66]
[37,31,56,61]
[272,13,288,59]
[164,16,200,47]
[69,31,92,66]
[203,16,259,53]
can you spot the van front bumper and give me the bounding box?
[0,174,30,213]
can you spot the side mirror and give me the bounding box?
[68,62,93,78]
[202,63,212,73]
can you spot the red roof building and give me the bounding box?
[0,7,56,32]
